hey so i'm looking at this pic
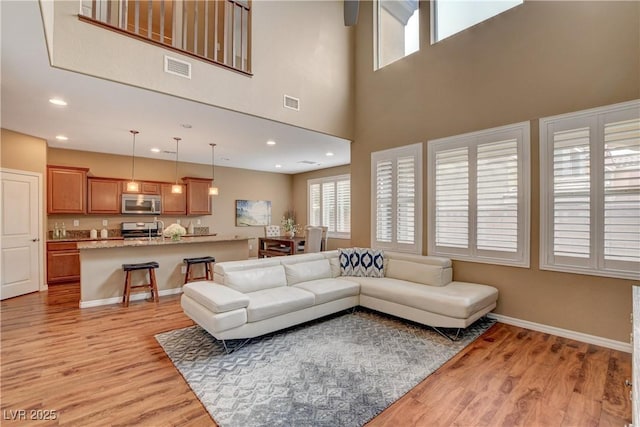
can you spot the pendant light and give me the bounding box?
[126,130,140,192]
[209,143,219,196]
[171,137,183,194]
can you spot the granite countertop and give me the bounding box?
[48,233,218,243]
[48,237,125,243]
[77,234,249,250]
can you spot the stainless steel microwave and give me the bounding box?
[121,194,161,215]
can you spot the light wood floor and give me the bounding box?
[1,284,631,426]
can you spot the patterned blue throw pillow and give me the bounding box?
[339,248,354,276]
[338,248,384,278]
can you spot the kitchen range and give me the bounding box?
[120,221,162,240]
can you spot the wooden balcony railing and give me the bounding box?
[80,0,251,74]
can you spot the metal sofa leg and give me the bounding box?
[432,326,463,342]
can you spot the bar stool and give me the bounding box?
[122,261,159,307]
[183,256,216,284]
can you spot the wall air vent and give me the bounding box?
[283,95,300,111]
[164,56,192,79]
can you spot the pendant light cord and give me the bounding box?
[130,130,139,182]
[210,143,216,182]
[174,137,181,185]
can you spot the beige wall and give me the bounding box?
[352,1,640,342]
[49,1,354,140]
[292,164,351,250]
[48,148,293,258]
[1,129,47,173]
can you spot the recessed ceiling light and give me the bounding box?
[55,135,68,141]
[275,164,282,168]
[181,123,192,129]
[150,147,161,153]
[326,151,334,157]
[266,140,276,146]
[49,98,67,106]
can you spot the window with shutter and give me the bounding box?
[540,100,640,279]
[428,122,530,267]
[307,175,351,239]
[371,143,423,253]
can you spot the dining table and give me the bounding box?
[258,235,306,257]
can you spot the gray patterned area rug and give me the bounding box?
[156,310,494,427]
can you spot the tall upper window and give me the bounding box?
[540,100,640,280]
[308,175,351,239]
[374,0,419,69]
[428,122,530,267]
[431,0,522,43]
[371,143,422,253]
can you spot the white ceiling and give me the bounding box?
[0,1,351,174]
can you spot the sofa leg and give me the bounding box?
[221,338,251,354]
[432,327,462,342]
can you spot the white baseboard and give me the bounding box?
[79,287,183,309]
[488,313,632,353]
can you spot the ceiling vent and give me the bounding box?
[297,160,319,165]
[283,95,300,111]
[164,55,191,79]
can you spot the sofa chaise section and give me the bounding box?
[181,253,360,341]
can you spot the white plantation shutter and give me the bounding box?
[371,143,422,253]
[309,183,321,226]
[397,156,416,244]
[375,160,393,243]
[435,147,469,249]
[603,118,640,264]
[322,182,336,232]
[307,175,350,238]
[552,127,591,260]
[336,179,351,233]
[428,122,530,267]
[540,100,640,279]
[477,139,519,252]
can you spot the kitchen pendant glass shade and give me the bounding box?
[209,143,219,196]
[172,137,183,194]
[127,130,140,192]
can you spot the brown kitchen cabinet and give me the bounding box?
[47,242,80,284]
[161,184,186,215]
[183,177,212,215]
[47,166,88,214]
[87,177,121,214]
[121,181,161,195]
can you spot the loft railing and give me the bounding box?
[79,0,251,74]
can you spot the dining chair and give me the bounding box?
[320,226,328,251]
[303,226,323,253]
[265,225,281,237]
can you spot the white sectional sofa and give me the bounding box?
[181,249,498,345]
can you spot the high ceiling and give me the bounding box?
[0,1,351,174]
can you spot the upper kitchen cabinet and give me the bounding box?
[183,177,212,215]
[47,166,88,214]
[121,181,161,195]
[87,177,121,214]
[160,184,186,215]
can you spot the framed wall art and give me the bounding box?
[235,200,272,226]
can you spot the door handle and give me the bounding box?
[31,238,40,242]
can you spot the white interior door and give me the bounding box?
[1,170,42,300]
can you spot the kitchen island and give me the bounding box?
[77,235,249,307]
